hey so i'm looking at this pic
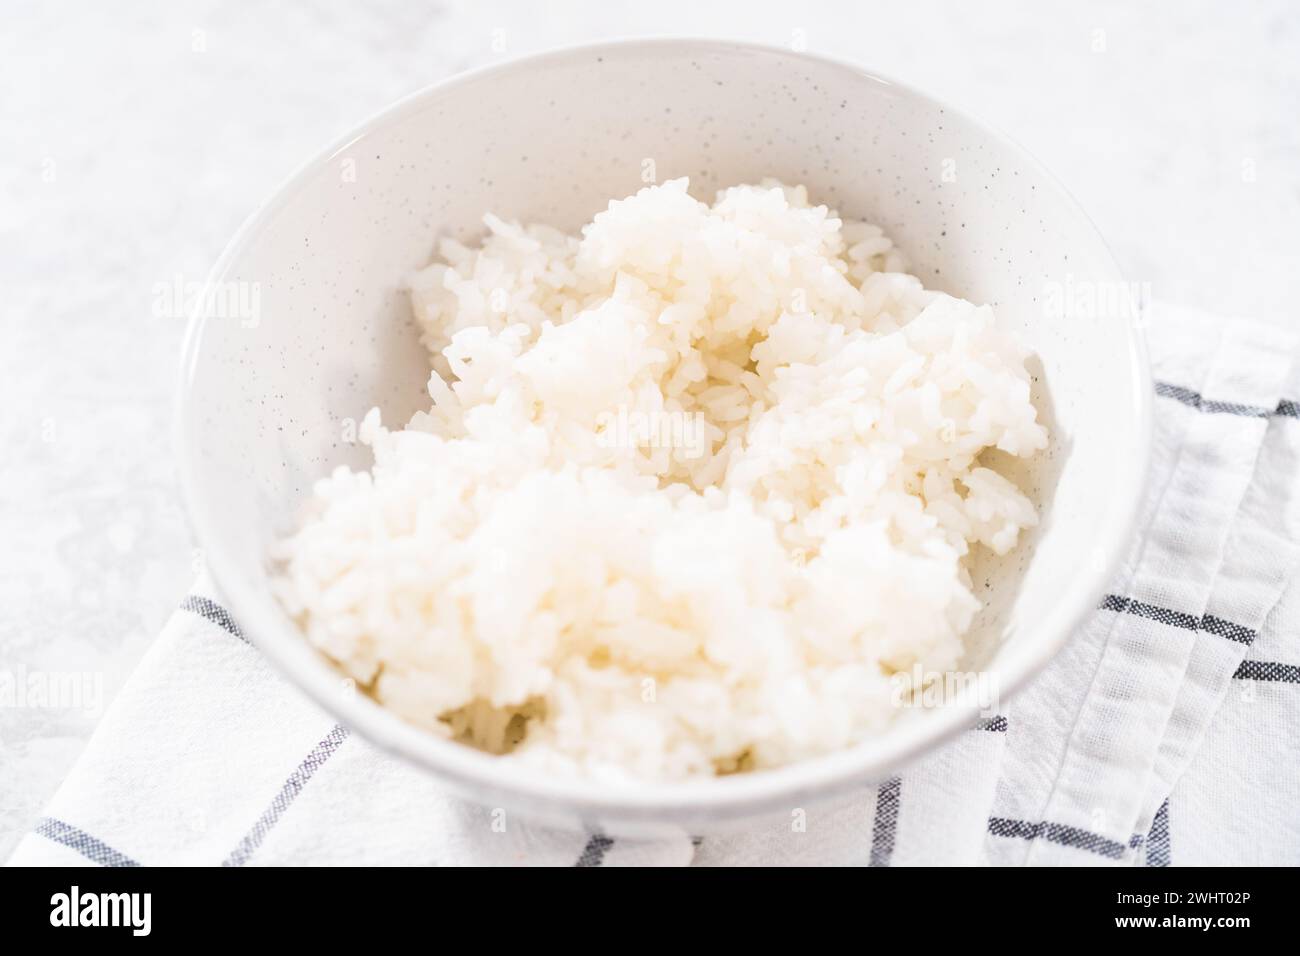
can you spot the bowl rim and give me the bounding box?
[175,36,1153,824]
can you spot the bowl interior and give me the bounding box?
[178,40,1147,831]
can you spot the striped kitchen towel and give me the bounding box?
[8,303,1299,866]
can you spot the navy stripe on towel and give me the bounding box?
[1154,381,1276,419]
[180,595,248,643]
[575,834,615,867]
[1145,800,1171,867]
[1100,595,1255,645]
[222,724,350,866]
[988,816,1129,860]
[35,817,141,867]
[1233,660,1300,683]
[868,777,901,867]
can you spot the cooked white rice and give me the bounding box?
[272,178,1047,781]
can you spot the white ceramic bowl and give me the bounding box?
[177,38,1150,835]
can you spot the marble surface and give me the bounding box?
[2,0,1296,861]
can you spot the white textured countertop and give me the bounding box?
[2,0,1297,860]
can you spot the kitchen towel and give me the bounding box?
[8,302,1299,866]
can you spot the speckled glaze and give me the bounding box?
[176,39,1150,835]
